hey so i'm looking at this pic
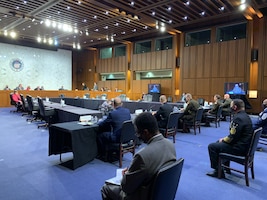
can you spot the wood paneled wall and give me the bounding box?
[71,17,267,113]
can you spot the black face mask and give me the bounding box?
[262,104,267,109]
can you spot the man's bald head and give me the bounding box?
[113,97,122,108]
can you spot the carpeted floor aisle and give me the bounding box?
[0,107,267,200]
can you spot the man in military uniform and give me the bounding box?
[206,99,253,178]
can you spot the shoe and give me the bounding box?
[206,170,225,178]
[224,168,231,174]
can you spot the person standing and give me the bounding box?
[206,99,253,178]
[93,82,98,91]
[152,95,173,128]
[101,112,176,200]
[81,82,88,90]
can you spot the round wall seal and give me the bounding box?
[10,59,24,72]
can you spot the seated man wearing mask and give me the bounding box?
[101,112,176,200]
[252,99,267,137]
[206,99,253,178]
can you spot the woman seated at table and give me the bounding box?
[204,94,221,127]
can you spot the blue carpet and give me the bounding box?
[0,107,267,200]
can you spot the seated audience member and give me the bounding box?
[15,84,24,90]
[221,93,232,121]
[101,112,177,200]
[11,90,23,110]
[97,97,131,160]
[252,99,267,137]
[82,82,88,90]
[152,95,173,128]
[180,93,200,132]
[204,94,221,126]
[3,85,10,90]
[206,99,253,178]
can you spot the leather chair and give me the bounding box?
[183,108,204,135]
[159,112,181,143]
[150,158,184,200]
[108,120,136,168]
[218,127,263,186]
[26,95,40,122]
[20,94,30,116]
[37,97,56,128]
[197,98,205,106]
[205,106,223,128]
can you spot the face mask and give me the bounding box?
[231,106,236,112]
[262,104,267,109]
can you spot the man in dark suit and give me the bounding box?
[153,95,173,128]
[97,97,131,159]
[101,112,177,200]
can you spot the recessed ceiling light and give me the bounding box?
[152,11,155,16]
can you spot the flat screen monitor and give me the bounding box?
[148,83,161,94]
[224,82,248,95]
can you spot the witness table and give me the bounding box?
[49,121,98,170]
[44,101,102,122]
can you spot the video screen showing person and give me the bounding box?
[224,82,248,95]
[148,84,161,93]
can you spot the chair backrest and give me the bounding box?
[150,158,184,200]
[120,120,136,144]
[197,98,205,106]
[37,97,45,117]
[20,94,27,111]
[26,95,34,112]
[195,108,204,122]
[247,127,262,159]
[216,106,223,118]
[167,112,180,129]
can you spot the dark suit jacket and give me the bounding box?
[121,134,177,200]
[154,102,173,128]
[98,106,131,142]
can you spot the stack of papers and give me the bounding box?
[105,168,124,185]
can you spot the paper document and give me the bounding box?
[105,168,124,185]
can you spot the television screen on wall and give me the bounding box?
[148,83,161,94]
[224,82,248,95]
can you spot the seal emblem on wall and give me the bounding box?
[10,59,24,72]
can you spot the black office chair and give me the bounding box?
[183,108,204,135]
[20,94,30,116]
[150,158,184,200]
[206,106,223,128]
[159,112,181,143]
[197,98,205,106]
[26,95,40,122]
[108,120,136,168]
[37,97,56,128]
[218,127,262,186]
